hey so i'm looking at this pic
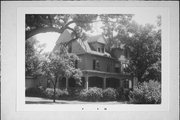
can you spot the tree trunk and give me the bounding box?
[53,86,56,103]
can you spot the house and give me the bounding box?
[50,30,138,90]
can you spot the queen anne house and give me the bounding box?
[50,30,137,90]
[26,30,138,90]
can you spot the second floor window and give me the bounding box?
[93,59,100,70]
[115,67,120,73]
[107,64,110,72]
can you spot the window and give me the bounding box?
[115,67,120,73]
[115,63,120,73]
[97,48,101,52]
[107,64,110,72]
[93,59,100,70]
[93,60,96,70]
[101,47,104,53]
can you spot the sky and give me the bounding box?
[34,13,159,53]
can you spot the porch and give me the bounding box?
[58,70,136,90]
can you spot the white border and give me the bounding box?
[17,7,169,111]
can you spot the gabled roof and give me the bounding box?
[54,30,111,57]
[87,35,106,44]
[56,29,73,44]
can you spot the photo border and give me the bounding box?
[17,6,169,111]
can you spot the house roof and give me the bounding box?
[56,29,72,44]
[54,29,111,57]
[87,35,106,44]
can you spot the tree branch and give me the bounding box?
[26,27,62,39]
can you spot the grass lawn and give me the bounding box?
[26,97,128,104]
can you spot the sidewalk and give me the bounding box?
[26,97,127,104]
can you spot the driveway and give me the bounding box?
[26,97,127,104]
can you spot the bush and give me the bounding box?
[79,87,103,101]
[68,87,83,99]
[116,87,130,101]
[43,88,55,99]
[43,88,69,99]
[102,88,117,101]
[116,87,125,100]
[129,80,161,104]
[25,87,43,97]
[56,89,69,99]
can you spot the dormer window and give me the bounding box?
[101,47,104,53]
[97,47,104,53]
[97,48,101,52]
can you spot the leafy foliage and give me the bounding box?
[123,22,161,82]
[129,80,161,104]
[43,88,69,99]
[26,14,98,39]
[100,15,161,82]
[102,88,117,101]
[41,44,82,102]
[25,38,45,77]
[116,87,130,101]
[79,87,103,101]
[25,87,44,97]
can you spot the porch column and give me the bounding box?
[103,77,106,89]
[65,77,69,89]
[129,80,132,89]
[85,75,89,90]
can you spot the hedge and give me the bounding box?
[129,80,161,104]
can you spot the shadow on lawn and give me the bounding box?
[26,101,68,104]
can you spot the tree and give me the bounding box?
[25,37,45,77]
[42,44,82,102]
[26,14,98,41]
[124,22,161,82]
[100,15,161,82]
[100,14,134,53]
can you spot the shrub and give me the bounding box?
[79,87,103,101]
[68,87,83,99]
[102,88,117,101]
[129,80,161,104]
[43,88,55,99]
[116,87,125,100]
[116,87,130,101]
[25,87,43,97]
[56,89,69,99]
[43,88,69,99]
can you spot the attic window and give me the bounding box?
[101,47,104,53]
[97,48,101,52]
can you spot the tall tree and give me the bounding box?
[26,14,98,41]
[100,15,161,82]
[42,44,82,102]
[25,37,44,77]
[100,14,134,52]
[124,22,161,82]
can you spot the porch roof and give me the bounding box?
[82,70,132,79]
